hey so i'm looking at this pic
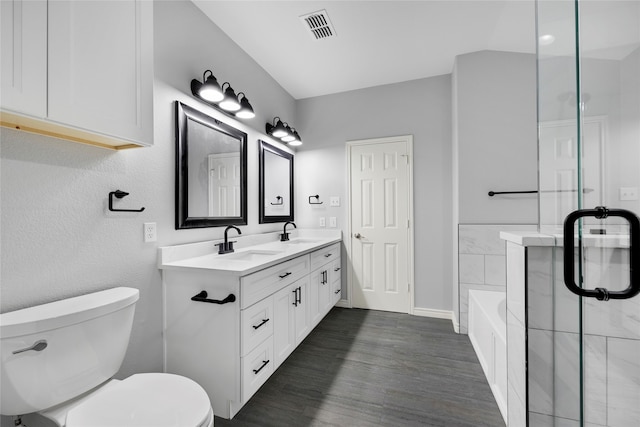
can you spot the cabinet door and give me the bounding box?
[47,0,153,145]
[293,277,311,344]
[273,283,296,369]
[308,269,322,327]
[0,0,47,117]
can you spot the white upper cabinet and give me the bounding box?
[1,0,47,117]
[1,0,154,149]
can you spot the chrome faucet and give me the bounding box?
[280,221,296,241]
[216,225,241,254]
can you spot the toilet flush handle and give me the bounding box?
[12,339,48,355]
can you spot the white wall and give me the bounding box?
[0,0,295,398]
[295,75,453,311]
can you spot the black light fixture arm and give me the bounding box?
[108,190,145,212]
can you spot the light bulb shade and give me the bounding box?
[288,129,302,146]
[236,94,255,119]
[281,134,295,142]
[219,85,241,111]
[269,118,288,138]
[199,72,223,102]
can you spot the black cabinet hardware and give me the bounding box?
[563,206,640,300]
[252,319,270,330]
[253,360,269,374]
[334,267,341,272]
[324,253,332,258]
[292,288,298,306]
[108,190,145,212]
[191,291,236,304]
[334,289,341,294]
[279,272,292,279]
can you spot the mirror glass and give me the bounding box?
[176,101,247,229]
[259,140,294,223]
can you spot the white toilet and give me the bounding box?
[0,287,213,427]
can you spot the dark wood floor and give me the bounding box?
[215,307,505,427]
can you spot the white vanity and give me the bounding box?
[158,230,342,419]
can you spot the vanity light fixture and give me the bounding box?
[190,70,255,119]
[219,83,241,112]
[198,70,224,102]
[235,93,255,119]
[266,117,303,146]
[266,117,288,138]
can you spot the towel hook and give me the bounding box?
[308,195,323,205]
[108,190,145,212]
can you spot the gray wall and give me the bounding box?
[0,0,295,397]
[454,50,538,225]
[295,75,453,311]
[451,50,538,329]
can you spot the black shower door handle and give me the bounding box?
[563,206,640,300]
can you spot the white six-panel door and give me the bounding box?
[348,136,413,313]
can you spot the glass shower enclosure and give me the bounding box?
[536,0,639,425]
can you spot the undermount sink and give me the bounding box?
[283,239,322,245]
[222,250,283,261]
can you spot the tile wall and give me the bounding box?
[458,225,536,334]
[526,245,640,426]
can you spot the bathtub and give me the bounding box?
[468,290,507,424]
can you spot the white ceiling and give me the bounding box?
[192,0,537,100]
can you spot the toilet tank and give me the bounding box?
[0,287,139,416]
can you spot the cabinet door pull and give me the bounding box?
[279,272,292,279]
[296,286,302,304]
[292,288,298,306]
[334,289,341,294]
[321,270,328,284]
[252,318,270,330]
[191,291,236,304]
[253,360,269,374]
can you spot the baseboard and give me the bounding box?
[335,299,351,308]
[412,307,453,320]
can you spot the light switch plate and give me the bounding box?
[319,217,326,227]
[330,196,340,207]
[329,217,337,228]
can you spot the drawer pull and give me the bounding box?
[334,289,341,294]
[252,318,270,330]
[279,272,292,279]
[191,291,236,305]
[324,253,332,258]
[334,267,341,272]
[253,359,269,374]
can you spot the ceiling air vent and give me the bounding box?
[299,9,336,40]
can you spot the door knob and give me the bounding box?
[354,233,364,239]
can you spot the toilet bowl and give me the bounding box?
[0,287,213,427]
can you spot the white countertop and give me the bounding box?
[500,231,630,249]
[158,229,342,276]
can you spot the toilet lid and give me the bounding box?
[66,373,212,427]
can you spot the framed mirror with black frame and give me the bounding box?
[175,101,248,229]
[259,140,294,224]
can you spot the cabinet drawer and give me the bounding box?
[310,243,340,272]
[241,256,310,309]
[241,296,274,356]
[241,337,274,403]
[330,258,342,284]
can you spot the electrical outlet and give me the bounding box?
[329,217,337,228]
[319,217,326,227]
[144,222,157,242]
[620,187,638,201]
[330,196,340,207]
